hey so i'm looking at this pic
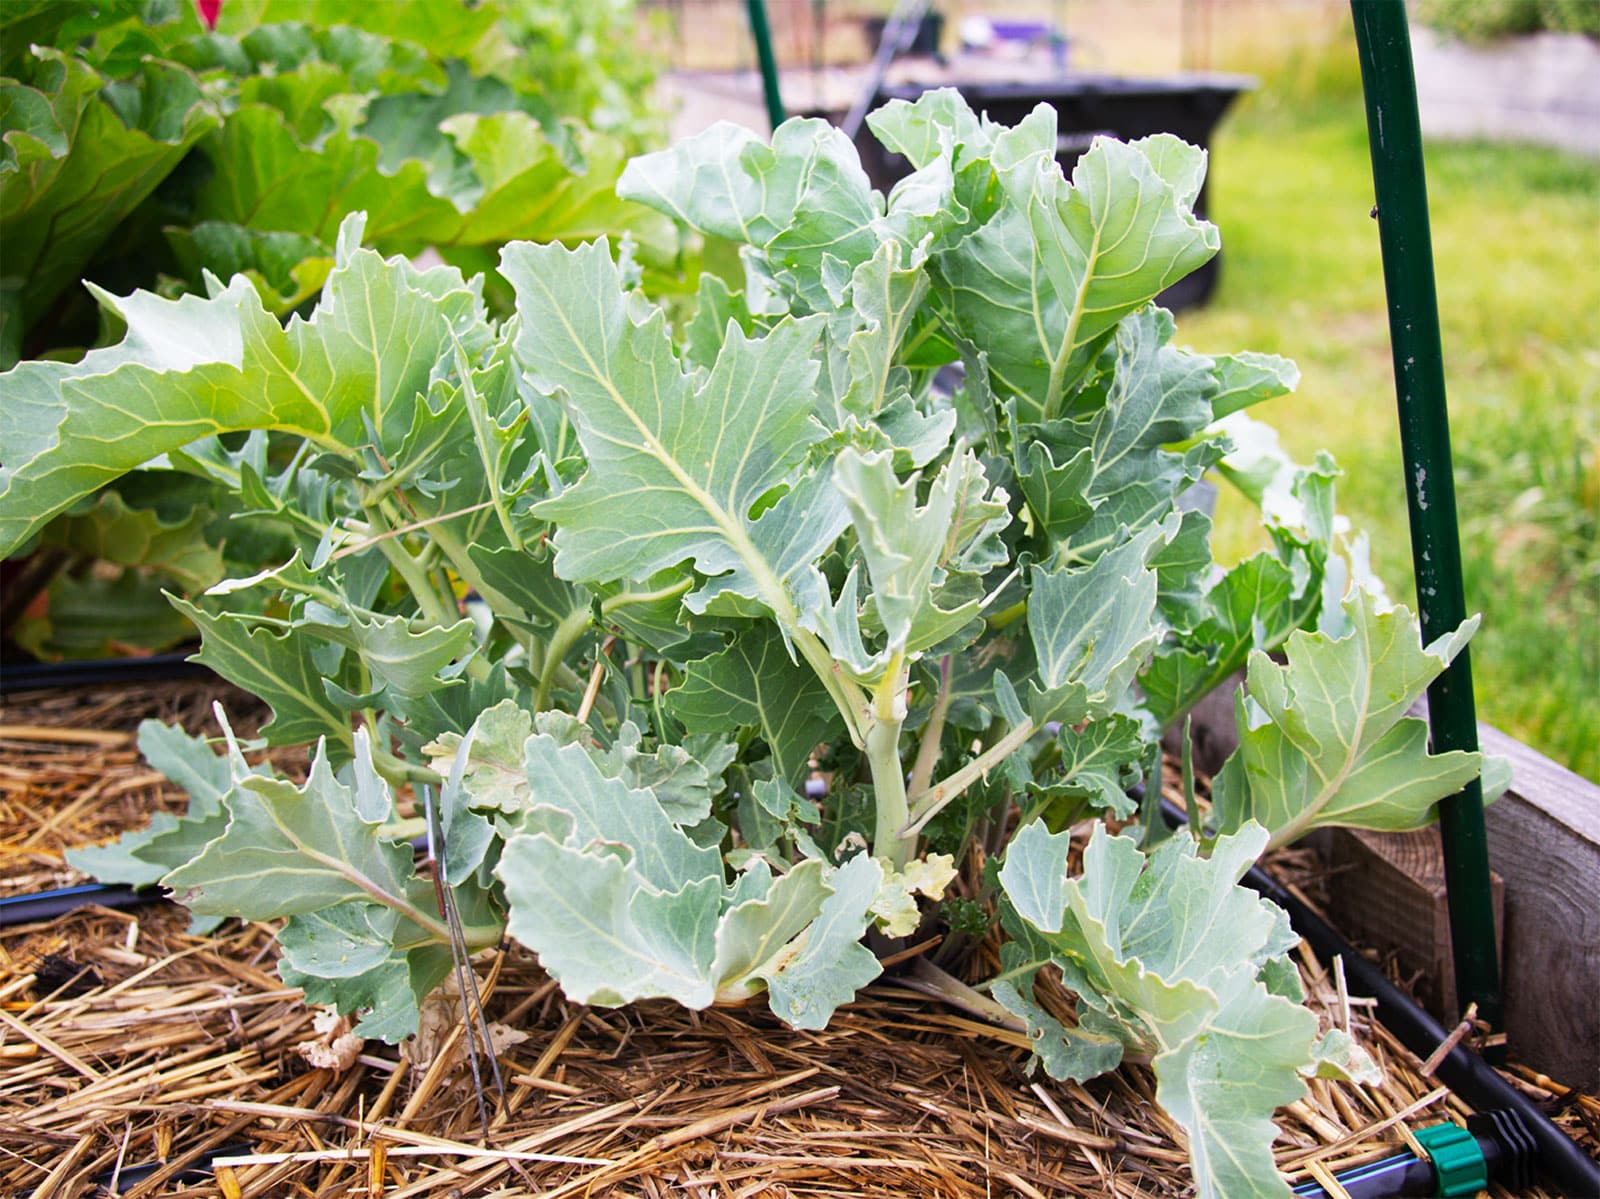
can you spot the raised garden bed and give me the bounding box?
[5,39,1596,1196]
[4,678,1594,1197]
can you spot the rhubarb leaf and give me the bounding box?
[0,215,485,554]
[0,49,219,365]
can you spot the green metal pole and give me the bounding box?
[745,0,786,132]
[1349,0,1501,1035]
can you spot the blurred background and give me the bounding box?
[638,0,1598,779]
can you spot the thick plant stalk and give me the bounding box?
[868,658,912,869]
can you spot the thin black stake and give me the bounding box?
[422,786,501,1139]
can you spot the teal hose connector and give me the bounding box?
[1413,1123,1488,1197]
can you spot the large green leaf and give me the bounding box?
[997,821,1374,1199]
[1212,591,1505,850]
[164,729,421,917]
[492,728,882,1023]
[667,624,842,787]
[618,118,880,309]
[66,719,251,890]
[504,237,848,623]
[0,48,218,365]
[1025,521,1168,723]
[0,215,483,555]
[939,116,1219,419]
[36,490,225,593]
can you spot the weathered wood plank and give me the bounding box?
[1325,826,1504,1026]
[1478,724,1600,1091]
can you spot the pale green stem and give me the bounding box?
[902,717,1038,841]
[379,816,428,843]
[868,655,911,870]
[906,959,1025,1031]
[906,654,953,803]
[868,717,910,870]
[454,336,526,550]
[793,626,869,748]
[538,606,594,711]
[370,744,442,788]
[985,598,1028,631]
[374,536,454,630]
[367,498,492,684]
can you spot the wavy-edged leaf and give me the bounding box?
[164,730,424,919]
[0,48,219,365]
[618,117,879,307]
[998,821,1333,1199]
[504,237,848,623]
[0,214,485,555]
[940,122,1219,420]
[1026,521,1168,723]
[756,852,883,1030]
[65,720,251,891]
[169,595,358,751]
[495,733,880,1024]
[668,624,841,787]
[1212,591,1505,850]
[829,447,1009,663]
[1035,307,1221,563]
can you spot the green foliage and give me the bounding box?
[996,822,1380,1199]
[1182,62,1600,779]
[1,0,668,368]
[26,92,1509,1192]
[1417,0,1600,41]
[1,0,672,653]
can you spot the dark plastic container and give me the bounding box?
[857,74,1252,308]
[862,12,945,58]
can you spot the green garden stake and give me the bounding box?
[1350,0,1502,1036]
[745,0,786,131]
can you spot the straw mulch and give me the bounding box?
[2,679,1594,1198]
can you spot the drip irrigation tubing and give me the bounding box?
[0,651,213,696]
[0,883,153,927]
[1151,793,1600,1196]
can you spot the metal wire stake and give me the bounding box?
[422,785,503,1140]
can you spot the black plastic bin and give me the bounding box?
[849,74,1252,309]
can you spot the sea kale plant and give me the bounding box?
[1,91,1507,1196]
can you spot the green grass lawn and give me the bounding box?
[1179,43,1600,779]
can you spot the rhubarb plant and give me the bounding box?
[1,91,1510,1197]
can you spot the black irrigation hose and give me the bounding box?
[0,883,159,927]
[91,1140,257,1190]
[1147,793,1600,1196]
[1243,858,1600,1196]
[0,651,213,696]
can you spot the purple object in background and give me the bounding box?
[987,20,1052,41]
